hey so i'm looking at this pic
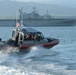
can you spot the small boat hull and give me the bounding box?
[0,39,59,53]
[19,39,59,50]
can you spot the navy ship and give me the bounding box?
[0,7,75,27]
[18,7,75,27]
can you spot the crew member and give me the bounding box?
[0,38,3,49]
[18,31,24,46]
[14,32,19,47]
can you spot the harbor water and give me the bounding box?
[0,26,76,75]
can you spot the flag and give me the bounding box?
[16,22,20,27]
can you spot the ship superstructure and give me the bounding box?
[18,7,75,26]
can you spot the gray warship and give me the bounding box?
[19,7,75,27]
[0,7,75,27]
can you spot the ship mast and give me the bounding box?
[33,7,35,13]
[46,10,49,16]
[19,7,23,27]
[33,7,37,13]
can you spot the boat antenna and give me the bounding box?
[19,7,23,28]
[15,10,19,29]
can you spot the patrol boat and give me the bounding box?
[7,27,59,50]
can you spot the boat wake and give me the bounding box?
[0,45,76,75]
[0,47,19,54]
[22,46,59,59]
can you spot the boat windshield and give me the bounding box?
[21,28,45,40]
[37,32,44,39]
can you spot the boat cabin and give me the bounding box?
[11,27,45,42]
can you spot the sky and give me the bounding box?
[0,0,75,7]
[12,0,76,7]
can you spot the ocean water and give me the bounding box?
[0,26,76,75]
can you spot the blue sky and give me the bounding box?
[13,0,76,7]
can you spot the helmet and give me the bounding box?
[17,29,20,31]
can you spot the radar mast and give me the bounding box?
[19,7,23,26]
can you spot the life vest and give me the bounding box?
[18,32,24,42]
[12,29,19,41]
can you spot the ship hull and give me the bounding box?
[0,19,75,27]
[1,39,59,52]
[23,19,75,26]
[19,39,59,50]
